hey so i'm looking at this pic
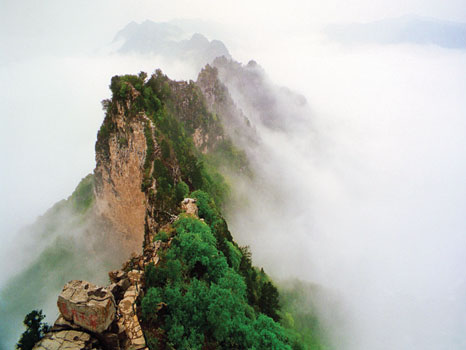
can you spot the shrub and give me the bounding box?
[161,139,171,160]
[175,181,189,203]
[154,230,169,243]
[142,288,163,322]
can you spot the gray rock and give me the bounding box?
[57,280,116,334]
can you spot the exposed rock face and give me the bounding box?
[94,99,150,257]
[57,281,116,334]
[193,127,209,153]
[33,330,101,350]
[181,198,198,217]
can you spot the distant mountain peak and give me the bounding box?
[112,20,231,71]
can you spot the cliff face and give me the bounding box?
[94,87,149,256]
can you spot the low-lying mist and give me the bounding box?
[223,43,466,349]
[0,195,118,348]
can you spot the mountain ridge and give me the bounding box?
[2,32,328,347]
[24,63,303,349]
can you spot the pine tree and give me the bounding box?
[16,310,49,350]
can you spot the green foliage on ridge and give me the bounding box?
[142,214,290,350]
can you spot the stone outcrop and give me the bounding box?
[33,330,100,350]
[181,198,198,217]
[45,272,148,350]
[57,281,116,334]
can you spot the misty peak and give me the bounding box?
[111,20,231,71]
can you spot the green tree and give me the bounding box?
[142,288,162,322]
[252,314,291,350]
[259,281,281,322]
[175,181,189,203]
[161,139,171,160]
[16,310,49,350]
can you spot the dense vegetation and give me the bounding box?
[140,189,320,350]
[142,212,290,349]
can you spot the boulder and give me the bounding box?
[181,198,198,216]
[33,330,100,350]
[57,280,116,334]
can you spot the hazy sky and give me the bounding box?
[1,1,466,349]
[2,0,466,61]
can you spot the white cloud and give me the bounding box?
[226,42,466,349]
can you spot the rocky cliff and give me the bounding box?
[92,69,247,252]
[15,60,326,350]
[24,67,258,349]
[94,86,149,255]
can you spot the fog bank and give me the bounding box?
[225,42,466,349]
